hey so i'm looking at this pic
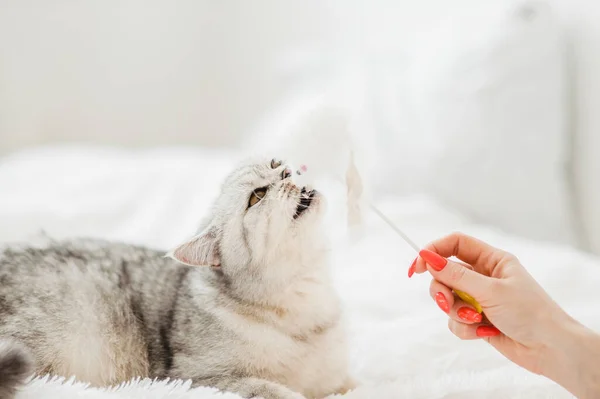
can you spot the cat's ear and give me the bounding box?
[166,228,220,267]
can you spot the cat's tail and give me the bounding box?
[0,339,33,399]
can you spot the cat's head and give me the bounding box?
[167,157,327,277]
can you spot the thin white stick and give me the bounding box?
[324,174,421,253]
[369,204,420,253]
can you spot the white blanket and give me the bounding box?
[1,146,596,399]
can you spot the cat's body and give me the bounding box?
[0,158,353,399]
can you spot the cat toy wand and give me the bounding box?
[369,204,482,313]
[295,164,483,314]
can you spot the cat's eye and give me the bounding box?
[270,158,281,169]
[248,187,268,208]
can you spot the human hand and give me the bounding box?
[408,232,574,376]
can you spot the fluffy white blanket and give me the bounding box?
[1,146,595,399]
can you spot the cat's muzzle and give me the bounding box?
[294,187,317,219]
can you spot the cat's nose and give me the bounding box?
[281,168,292,180]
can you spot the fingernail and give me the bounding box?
[434,292,450,313]
[419,249,448,271]
[457,307,483,323]
[408,258,417,278]
[476,326,501,337]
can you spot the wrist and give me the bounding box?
[541,314,600,398]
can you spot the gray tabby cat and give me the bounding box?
[0,157,354,399]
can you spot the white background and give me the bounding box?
[1,0,600,253]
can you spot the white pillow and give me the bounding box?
[378,1,579,246]
[552,0,600,255]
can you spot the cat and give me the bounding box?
[0,157,354,399]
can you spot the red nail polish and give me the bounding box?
[476,326,501,337]
[419,249,448,271]
[434,292,450,313]
[408,258,417,278]
[457,307,482,323]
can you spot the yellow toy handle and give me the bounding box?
[454,289,483,314]
[451,260,483,313]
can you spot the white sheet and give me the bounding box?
[1,146,597,399]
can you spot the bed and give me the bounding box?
[2,145,598,399]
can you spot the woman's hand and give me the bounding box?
[409,232,600,398]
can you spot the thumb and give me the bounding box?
[419,249,493,299]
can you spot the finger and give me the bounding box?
[448,319,501,340]
[429,279,454,314]
[414,248,473,275]
[408,255,419,278]
[429,279,482,322]
[420,250,494,299]
[413,255,428,275]
[450,298,482,324]
[448,319,480,340]
[424,232,509,276]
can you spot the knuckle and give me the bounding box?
[447,319,456,333]
[429,279,437,293]
[505,252,519,263]
[447,319,468,340]
[506,252,521,264]
[448,231,465,241]
[448,263,468,283]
